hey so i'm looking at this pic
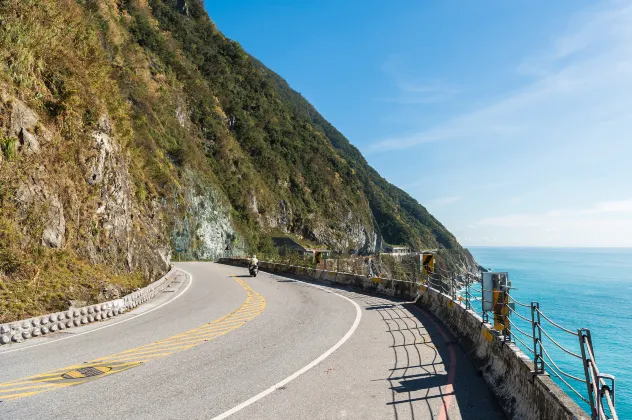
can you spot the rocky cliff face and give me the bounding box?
[172,185,242,261]
[1,89,171,314]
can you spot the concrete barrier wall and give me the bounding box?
[0,268,183,346]
[220,258,420,300]
[219,258,588,420]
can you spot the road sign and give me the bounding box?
[421,254,435,276]
[482,271,509,313]
[493,290,509,331]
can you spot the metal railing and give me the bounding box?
[579,329,618,420]
[436,270,618,420]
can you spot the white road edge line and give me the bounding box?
[0,268,194,355]
[211,273,363,420]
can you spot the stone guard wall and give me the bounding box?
[0,268,184,346]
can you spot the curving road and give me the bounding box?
[0,262,505,419]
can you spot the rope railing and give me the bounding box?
[507,317,534,339]
[538,324,583,359]
[542,358,591,404]
[452,269,617,419]
[507,293,531,308]
[604,391,617,420]
[511,333,534,355]
[540,344,587,383]
[536,308,579,336]
[507,306,532,322]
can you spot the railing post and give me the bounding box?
[504,295,511,342]
[530,302,544,374]
[579,329,598,420]
[465,280,471,310]
[501,286,510,341]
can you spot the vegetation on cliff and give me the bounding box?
[143,0,460,251]
[0,0,472,321]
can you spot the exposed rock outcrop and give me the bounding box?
[1,93,51,156]
[15,178,66,249]
[173,185,244,261]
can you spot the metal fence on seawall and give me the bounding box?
[428,267,618,420]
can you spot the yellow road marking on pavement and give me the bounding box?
[0,383,59,392]
[0,276,265,402]
[104,343,198,358]
[62,370,87,379]
[1,388,74,401]
[98,352,178,363]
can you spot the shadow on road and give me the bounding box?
[391,374,449,393]
[369,300,505,420]
[260,269,505,420]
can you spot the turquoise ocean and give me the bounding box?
[468,247,631,418]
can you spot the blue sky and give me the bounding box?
[205,0,632,247]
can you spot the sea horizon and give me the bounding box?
[465,245,632,249]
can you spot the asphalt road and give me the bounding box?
[0,262,505,419]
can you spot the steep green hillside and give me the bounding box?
[143,0,460,251]
[0,0,472,321]
[260,65,459,250]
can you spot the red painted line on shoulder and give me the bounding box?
[416,306,456,420]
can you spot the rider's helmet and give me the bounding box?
[252,255,257,259]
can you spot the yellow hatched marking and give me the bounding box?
[5,365,86,382]
[0,276,265,402]
[1,388,69,401]
[165,320,245,339]
[54,361,142,373]
[0,383,61,394]
[156,332,236,346]
[224,316,259,324]
[208,314,260,324]
[110,353,177,363]
[0,376,66,388]
[0,381,46,388]
[171,326,239,337]
[171,328,239,339]
[97,343,198,359]
[230,314,261,321]
[139,338,211,347]
[107,350,188,361]
[228,310,264,318]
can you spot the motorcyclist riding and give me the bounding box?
[249,255,259,277]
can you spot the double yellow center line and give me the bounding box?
[0,275,266,402]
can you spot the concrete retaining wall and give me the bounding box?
[0,268,182,346]
[219,258,588,420]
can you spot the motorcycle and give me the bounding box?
[249,264,258,277]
